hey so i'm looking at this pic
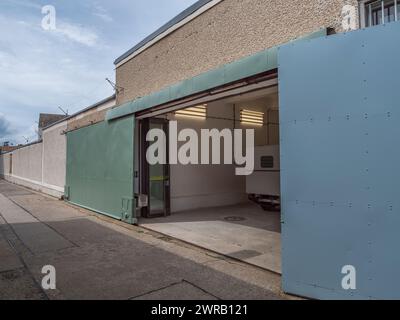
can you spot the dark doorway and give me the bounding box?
[140,118,171,218]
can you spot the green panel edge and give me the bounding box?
[106,28,327,121]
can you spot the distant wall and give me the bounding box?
[0,123,66,198]
[12,142,43,182]
[0,97,115,198]
[0,153,11,177]
[42,122,67,189]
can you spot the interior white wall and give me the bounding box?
[166,91,279,213]
[230,91,279,146]
[169,103,246,213]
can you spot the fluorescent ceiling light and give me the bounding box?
[240,109,264,126]
[175,105,207,119]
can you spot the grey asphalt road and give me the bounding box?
[0,179,289,300]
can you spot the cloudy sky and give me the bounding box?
[0,0,197,145]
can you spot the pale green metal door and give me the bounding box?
[65,116,136,224]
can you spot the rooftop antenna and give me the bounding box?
[106,78,124,94]
[58,107,69,116]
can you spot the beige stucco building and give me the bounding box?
[115,0,359,105]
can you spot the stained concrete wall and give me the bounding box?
[0,153,11,177]
[42,122,67,189]
[12,142,43,183]
[116,0,359,104]
[0,125,66,198]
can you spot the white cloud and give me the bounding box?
[0,114,12,137]
[92,3,113,22]
[54,22,99,47]
[3,0,41,10]
[0,13,114,145]
[94,12,113,22]
[0,0,200,144]
[0,51,12,68]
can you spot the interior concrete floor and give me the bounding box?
[141,202,282,274]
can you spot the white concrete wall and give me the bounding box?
[0,154,4,176]
[42,122,67,190]
[0,97,115,198]
[12,142,43,183]
[166,94,278,213]
[0,153,11,177]
[0,123,66,198]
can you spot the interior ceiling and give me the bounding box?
[155,84,279,118]
[222,86,278,104]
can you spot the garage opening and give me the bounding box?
[136,80,281,274]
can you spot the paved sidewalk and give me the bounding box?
[0,180,289,300]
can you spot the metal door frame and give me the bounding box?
[139,118,171,218]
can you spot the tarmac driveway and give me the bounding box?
[0,180,288,300]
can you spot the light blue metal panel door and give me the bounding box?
[279,22,400,300]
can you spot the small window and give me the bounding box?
[175,105,207,120]
[361,0,399,27]
[240,109,264,126]
[261,156,274,169]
